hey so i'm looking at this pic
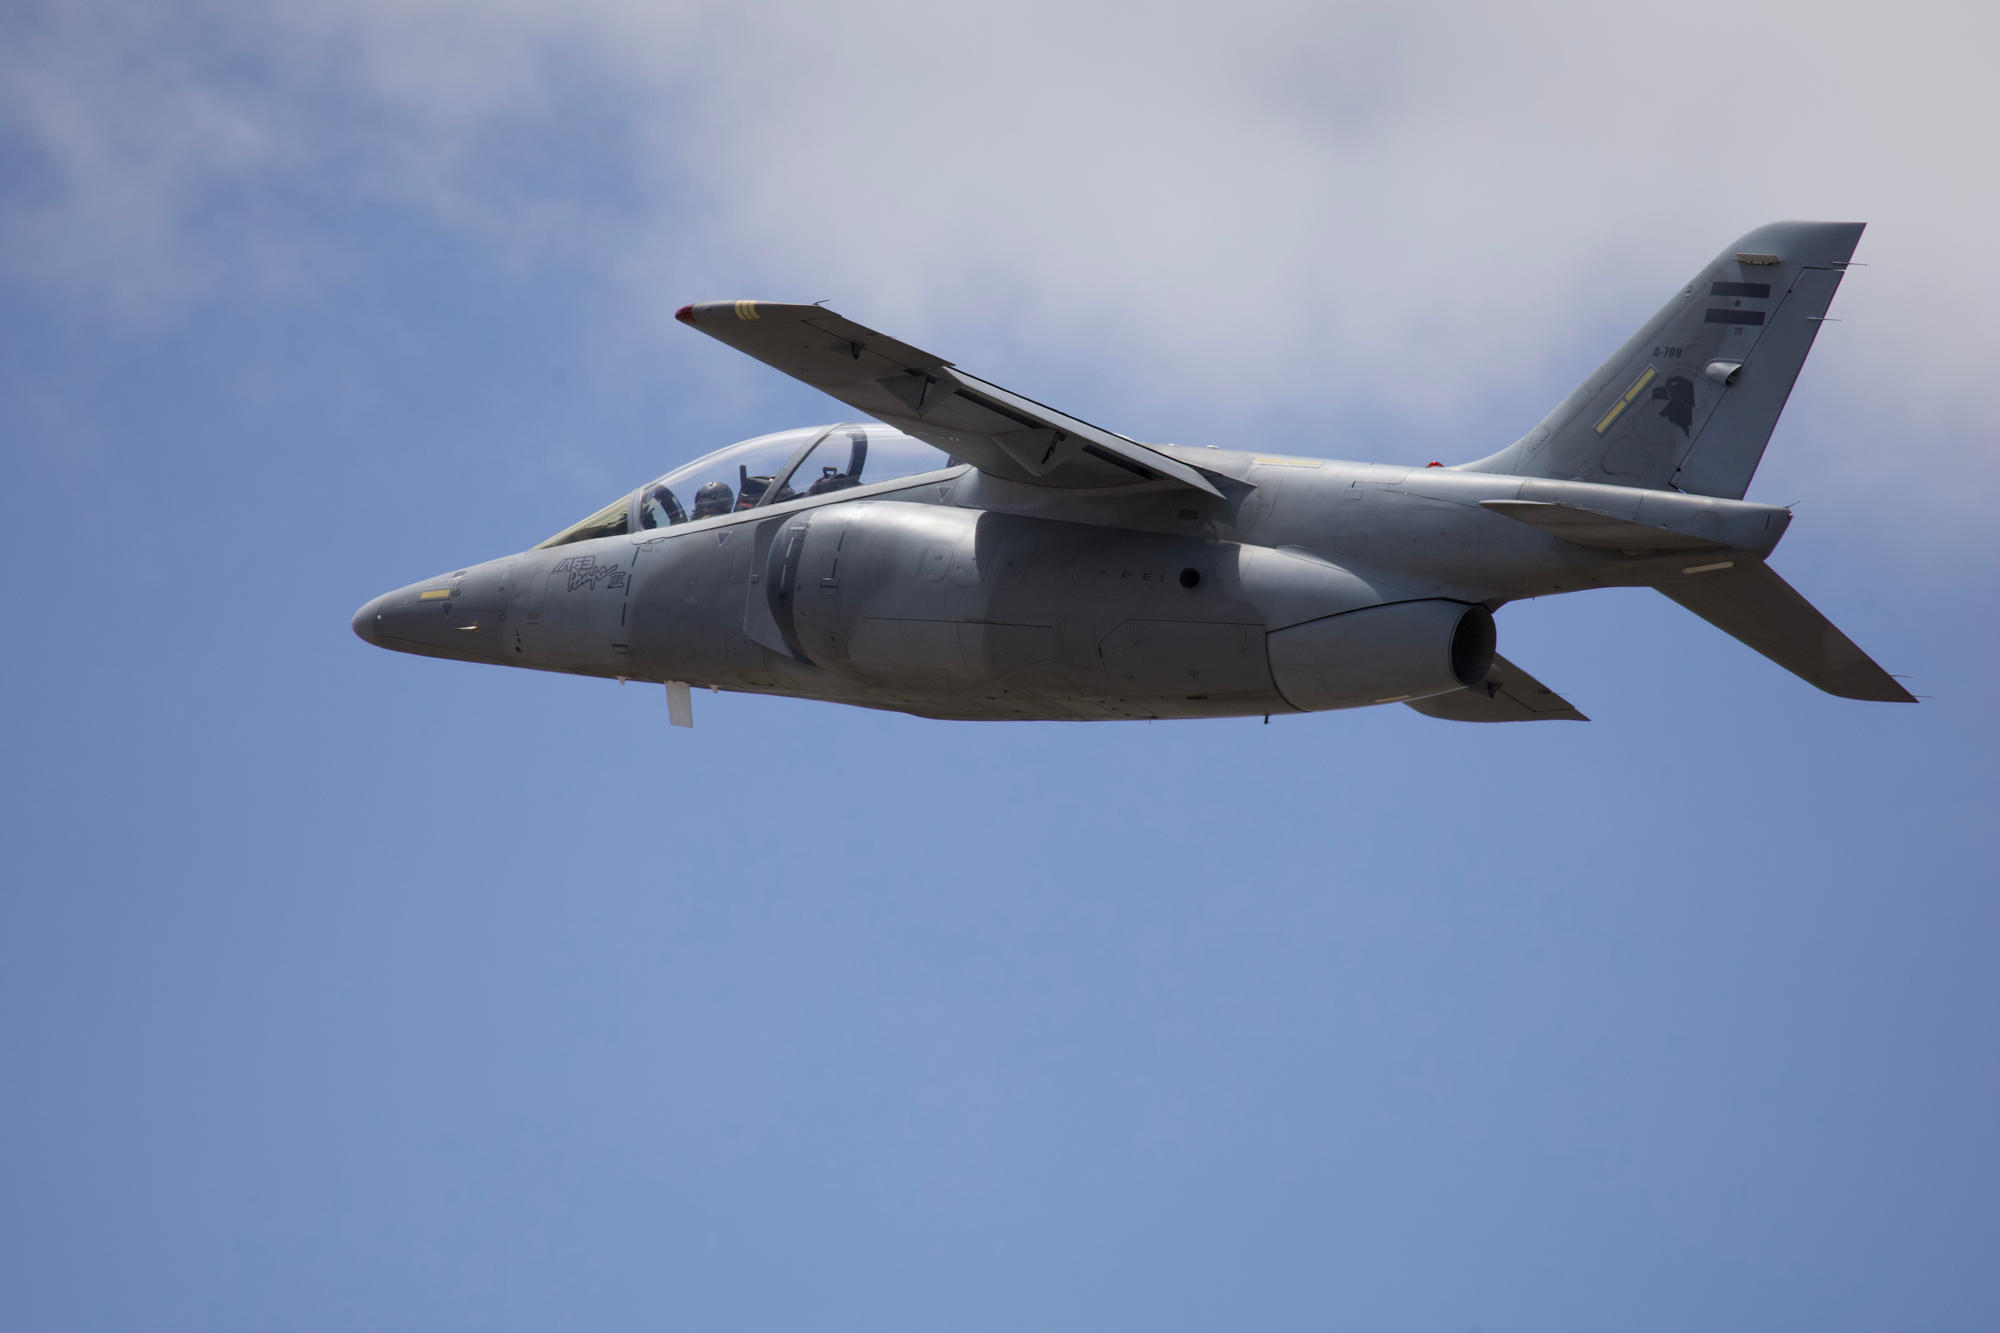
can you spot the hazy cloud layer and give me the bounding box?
[7,0,1995,485]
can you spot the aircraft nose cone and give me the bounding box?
[352,560,513,662]
[352,595,385,645]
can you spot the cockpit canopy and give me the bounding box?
[534,423,954,550]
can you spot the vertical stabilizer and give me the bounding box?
[1462,221,1862,498]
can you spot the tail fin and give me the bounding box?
[1656,560,1914,702]
[1464,221,1863,498]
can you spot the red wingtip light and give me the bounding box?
[673,304,695,323]
[1425,460,1443,467]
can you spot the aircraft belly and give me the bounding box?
[1098,620,1267,697]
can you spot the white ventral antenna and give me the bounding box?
[665,680,694,728]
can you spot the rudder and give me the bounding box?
[1463,221,1863,498]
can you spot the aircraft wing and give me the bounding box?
[1405,653,1589,722]
[675,301,1224,496]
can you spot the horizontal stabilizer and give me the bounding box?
[1481,499,1730,552]
[1655,562,1914,702]
[1406,653,1588,723]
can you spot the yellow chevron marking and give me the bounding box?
[734,300,759,320]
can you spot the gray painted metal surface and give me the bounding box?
[354,222,1914,722]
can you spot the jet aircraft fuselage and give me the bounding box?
[354,221,1913,722]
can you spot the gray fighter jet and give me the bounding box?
[353,221,1913,724]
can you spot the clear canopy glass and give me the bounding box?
[535,424,954,550]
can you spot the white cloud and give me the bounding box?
[0,4,297,314]
[6,0,1997,498]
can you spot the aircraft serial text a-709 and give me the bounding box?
[353,221,1912,725]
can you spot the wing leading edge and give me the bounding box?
[675,301,1222,496]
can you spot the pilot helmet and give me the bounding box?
[692,480,733,516]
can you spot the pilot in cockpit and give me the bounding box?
[691,480,734,519]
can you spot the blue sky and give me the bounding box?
[4,3,1996,1329]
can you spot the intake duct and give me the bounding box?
[1267,600,1495,712]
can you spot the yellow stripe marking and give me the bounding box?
[1595,365,1659,434]
[734,300,759,320]
[419,589,453,601]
